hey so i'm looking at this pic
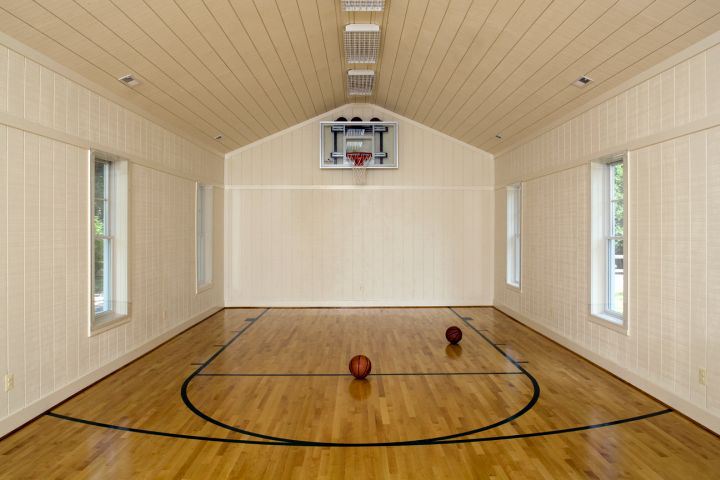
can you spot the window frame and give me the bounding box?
[589,152,628,334]
[195,183,213,293]
[88,150,129,335]
[506,183,522,289]
[93,158,113,319]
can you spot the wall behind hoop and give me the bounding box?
[224,105,495,307]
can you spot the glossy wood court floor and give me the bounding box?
[1,307,719,479]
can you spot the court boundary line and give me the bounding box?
[43,306,674,447]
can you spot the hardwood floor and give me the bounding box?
[1,307,718,479]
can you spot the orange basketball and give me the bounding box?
[349,355,372,379]
[446,326,462,344]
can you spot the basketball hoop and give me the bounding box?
[347,152,371,185]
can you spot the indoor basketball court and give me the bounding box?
[1,0,720,478]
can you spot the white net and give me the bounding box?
[347,152,371,185]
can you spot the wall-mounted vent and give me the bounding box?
[347,70,375,96]
[344,24,380,64]
[573,75,592,88]
[118,74,140,87]
[341,0,384,11]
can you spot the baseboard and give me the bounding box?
[494,303,720,435]
[0,305,223,439]
[224,299,494,308]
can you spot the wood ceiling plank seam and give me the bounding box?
[281,0,332,112]
[381,0,431,106]
[445,0,593,140]
[440,0,580,136]
[372,0,410,108]
[202,0,298,129]
[392,0,457,114]
[367,1,387,106]
[250,0,318,117]
[386,0,440,112]
[457,0,647,144]
[482,9,720,151]
[469,0,701,146]
[297,1,340,111]
[463,0,670,144]
[401,0,474,118]
[53,0,251,145]
[315,0,346,108]
[154,0,279,137]
[175,0,288,133]
[139,0,272,140]
[98,0,257,145]
[267,0,325,115]
[409,0,499,121]
[224,0,306,124]
[0,4,238,151]
[420,0,527,128]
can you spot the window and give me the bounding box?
[90,152,128,333]
[94,159,112,316]
[196,184,213,291]
[590,153,626,331]
[506,184,521,288]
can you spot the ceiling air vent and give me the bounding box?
[118,74,140,87]
[347,70,375,96]
[341,0,384,11]
[344,24,380,64]
[573,75,592,88]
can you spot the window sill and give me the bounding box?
[196,282,214,294]
[505,282,521,292]
[589,312,629,335]
[90,312,130,337]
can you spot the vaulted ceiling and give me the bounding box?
[2,0,719,155]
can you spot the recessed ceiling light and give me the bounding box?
[118,74,140,87]
[347,70,375,96]
[573,75,592,88]
[344,24,380,64]
[341,0,384,12]
[214,134,224,141]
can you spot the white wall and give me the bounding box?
[0,39,225,436]
[494,34,720,433]
[225,105,494,306]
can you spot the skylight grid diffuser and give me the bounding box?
[344,25,380,63]
[347,70,375,96]
[341,0,384,11]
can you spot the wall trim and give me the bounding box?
[494,303,720,435]
[0,305,223,439]
[224,103,493,158]
[0,111,223,186]
[494,30,720,158]
[224,184,494,191]
[495,113,720,188]
[224,300,494,308]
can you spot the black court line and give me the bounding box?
[178,307,541,447]
[46,409,673,447]
[45,307,671,448]
[195,371,524,377]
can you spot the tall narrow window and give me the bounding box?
[94,159,112,316]
[196,184,213,291]
[607,161,624,316]
[506,184,521,288]
[90,152,128,333]
[590,153,626,331]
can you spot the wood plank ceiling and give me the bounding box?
[1,0,719,155]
